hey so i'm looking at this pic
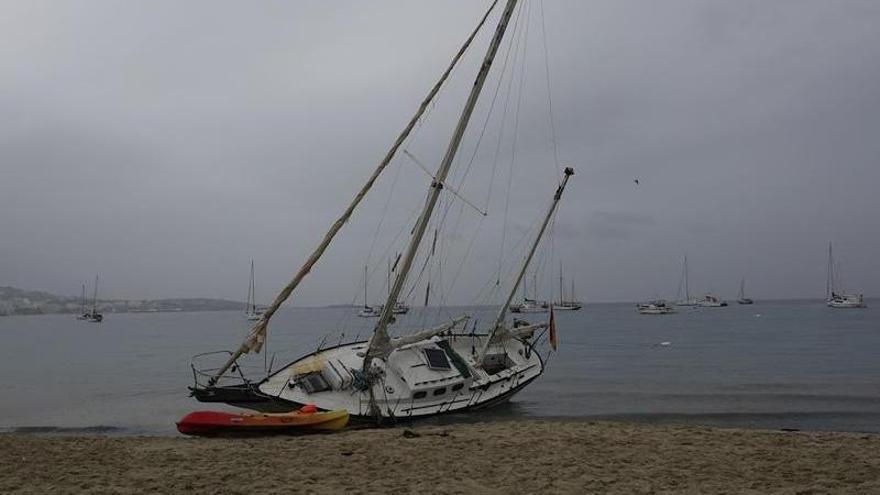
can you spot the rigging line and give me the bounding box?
[363,151,405,275]
[402,150,487,216]
[209,0,505,385]
[495,3,530,285]
[473,208,544,304]
[450,0,526,211]
[433,4,528,305]
[539,0,562,179]
[425,1,526,300]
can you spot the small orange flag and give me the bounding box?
[548,307,557,351]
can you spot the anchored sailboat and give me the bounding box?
[511,272,549,313]
[553,263,582,311]
[245,260,264,321]
[826,242,866,309]
[674,255,698,306]
[78,275,103,323]
[737,278,754,305]
[189,0,575,420]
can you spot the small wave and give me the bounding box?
[4,425,126,435]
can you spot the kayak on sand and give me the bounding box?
[176,405,349,436]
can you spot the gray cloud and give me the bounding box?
[2,0,879,304]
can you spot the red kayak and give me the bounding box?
[176,405,349,436]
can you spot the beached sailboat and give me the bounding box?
[737,278,754,305]
[245,260,264,321]
[190,0,573,421]
[826,243,866,309]
[78,275,103,322]
[674,255,698,306]
[553,263,582,311]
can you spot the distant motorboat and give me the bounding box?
[638,300,675,315]
[697,294,728,307]
[826,242,866,309]
[737,278,754,305]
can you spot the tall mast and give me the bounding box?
[559,262,564,303]
[684,255,690,302]
[80,284,86,314]
[826,242,833,299]
[364,0,521,366]
[206,2,503,386]
[480,168,575,361]
[91,275,99,313]
[363,265,369,308]
[250,260,256,313]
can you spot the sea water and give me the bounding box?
[0,300,878,435]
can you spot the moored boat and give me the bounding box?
[826,242,867,309]
[189,0,574,423]
[697,294,728,307]
[737,277,754,305]
[638,300,675,315]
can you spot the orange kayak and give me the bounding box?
[176,405,349,436]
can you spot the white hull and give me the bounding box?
[697,295,728,307]
[357,307,381,318]
[637,300,675,315]
[258,334,543,419]
[552,302,582,311]
[638,308,674,315]
[827,295,866,309]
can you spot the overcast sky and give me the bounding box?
[2,0,879,305]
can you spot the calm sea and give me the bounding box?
[1,300,878,435]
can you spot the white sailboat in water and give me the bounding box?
[245,260,264,321]
[77,275,103,323]
[826,242,866,309]
[553,263,582,311]
[190,0,574,421]
[674,255,698,306]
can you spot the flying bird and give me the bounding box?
[633,178,640,186]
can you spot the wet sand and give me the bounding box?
[2,420,879,494]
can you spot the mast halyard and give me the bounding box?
[479,167,574,363]
[684,255,690,302]
[206,1,504,386]
[91,274,99,315]
[826,242,833,299]
[364,0,522,368]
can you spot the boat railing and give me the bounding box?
[190,350,268,390]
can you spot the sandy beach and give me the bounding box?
[2,420,879,494]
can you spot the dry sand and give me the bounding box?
[2,420,879,494]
